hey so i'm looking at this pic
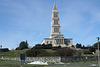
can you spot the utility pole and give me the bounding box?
[97,37,100,67]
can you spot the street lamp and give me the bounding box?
[97,37,100,67]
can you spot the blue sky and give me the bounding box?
[0,0,100,49]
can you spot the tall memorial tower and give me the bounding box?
[41,3,72,47]
[49,3,61,38]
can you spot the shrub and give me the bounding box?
[16,47,23,50]
[26,49,53,57]
[83,49,92,54]
[54,48,76,57]
[0,48,9,52]
[93,42,100,48]
[89,47,95,52]
[76,51,82,56]
[33,46,43,49]
[26,49,40,57]
[52,46,61,50]
[33,44,52,49]
[37,51,53,57]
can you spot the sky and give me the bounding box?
[0,0,100,49]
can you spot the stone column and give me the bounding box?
[63,39,64,44]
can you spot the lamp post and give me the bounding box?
[97,37,100,67]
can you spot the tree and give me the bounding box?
[32,44,42,49]
[82,45,85,49]
[93,42,100,48]
[35,44,41,46]
[33,44,52,49]
[58,45,61,48]
[16,40,29,50]
[42,43,45,46]
[76,43,82,48]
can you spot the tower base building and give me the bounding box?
[41,3,72,47]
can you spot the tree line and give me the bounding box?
[1,40,100,57]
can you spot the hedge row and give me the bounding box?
[0,48,9,52]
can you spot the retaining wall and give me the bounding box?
[61,56,98,62]
[0,56,98,63]
[0,57,61,63]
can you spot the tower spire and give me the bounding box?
[53,3,57,10]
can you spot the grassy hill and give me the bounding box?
[0,48,97,58]
[0,49,56,58]
[0,49,28,57]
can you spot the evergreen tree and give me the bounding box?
[82,45,85,49]
[76,43,82,48]
[93,42,100,48]
[16,40,29,50]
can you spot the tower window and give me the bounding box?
[50,41,52,44]
[54,20,58,24]
[54,13,58,17]
[54,27,59,32]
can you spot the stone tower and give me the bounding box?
[41,3,72,47]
